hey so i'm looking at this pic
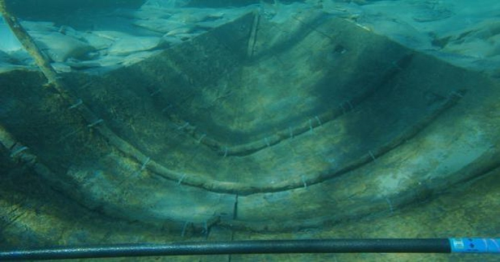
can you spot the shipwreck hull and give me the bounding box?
[1,10,499,238]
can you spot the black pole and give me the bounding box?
[0,239,452,260]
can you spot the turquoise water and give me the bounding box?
[0,1,499,261]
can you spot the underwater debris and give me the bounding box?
[87,119,104,128]
[68,99,83,110]
[177,173,186,185]
[140,157,151,171]
[9,145,28,158]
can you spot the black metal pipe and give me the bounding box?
[2,238,500,260]
[0,239,455,260]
